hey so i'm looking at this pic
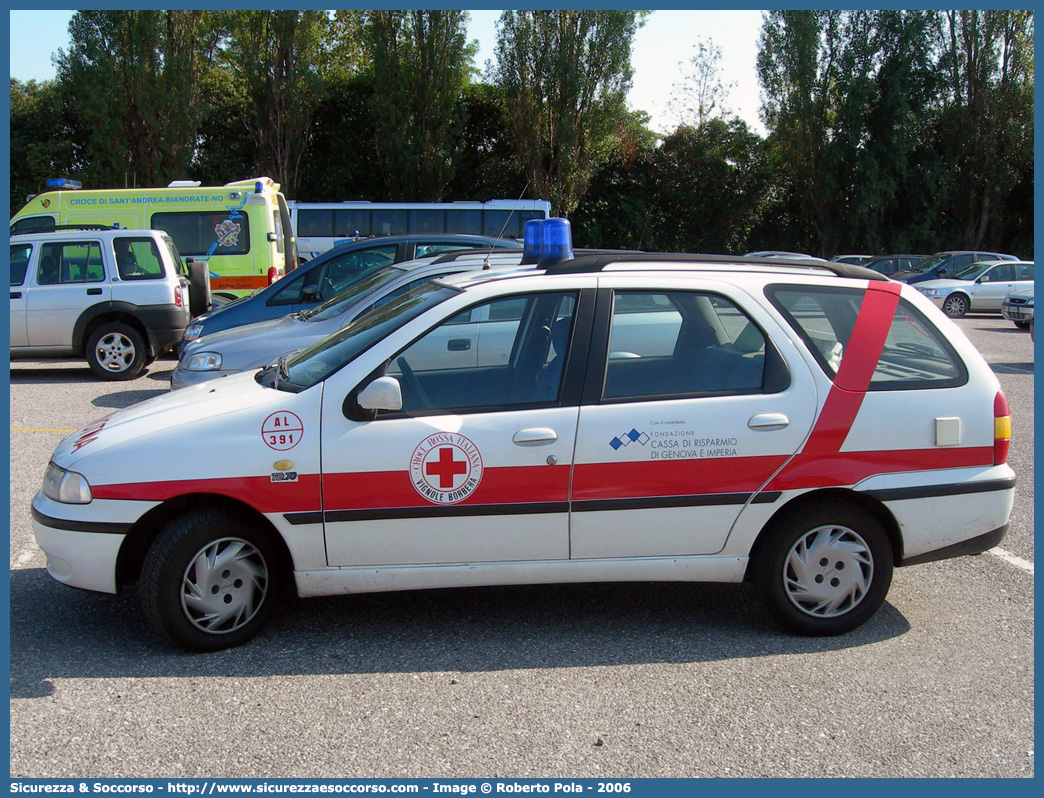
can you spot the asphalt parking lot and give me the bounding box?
[8,314,1034,778]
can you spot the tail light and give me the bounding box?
[994,391,1011,465]
[267,266,278,285]
[174,285,184,308]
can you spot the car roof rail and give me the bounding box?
[430,248,523,265]
[541,251,890,281]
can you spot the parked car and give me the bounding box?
[172,249,527,389]
[892,251,1018,284]
[1001,287,1034,330]
[916,260,1034,317]
[33,223,1014,651]
[10,227,206,379]
[862,254,928,278]
[830,255,873,265]
[181,234,523,348]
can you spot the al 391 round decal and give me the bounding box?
[410,433,484,504]
[262,411,303,451]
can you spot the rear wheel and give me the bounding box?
[1013,320,1030,330]
[942,293,969,318]
[754,502,894,635]
[141,507,284,652]
[86,322,146,380]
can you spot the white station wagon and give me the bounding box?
[32,222,1015,650]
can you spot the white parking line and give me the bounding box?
[988,547,1034,574]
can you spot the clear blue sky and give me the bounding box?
[9,9,766,135]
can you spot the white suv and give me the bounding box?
[31,228,1015,650]
[10,227,208,380]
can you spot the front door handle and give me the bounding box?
[10,292,22,299]
[512,427,558,446]
[447,338,472,351]
[748,413,789,431]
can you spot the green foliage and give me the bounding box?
[493,10,646,216]
[10,79,76,212]
[54,10,217,188]
[220,10,331,196]
[360,10,474,201]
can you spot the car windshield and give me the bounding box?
[298,266,407,322]
[262,281,458,391]
[951,263,990,281]
[909,253,947,273]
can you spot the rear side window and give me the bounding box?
[11,244,32,286]
[768,286,966,389]
[603,290,774,400]
[151,212,250,256]
[38,241,105,285]
[114,237,165,280]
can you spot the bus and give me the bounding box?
[288,199,551,260]
[11,177,298,301]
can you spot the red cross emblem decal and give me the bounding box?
[410,433,484,504]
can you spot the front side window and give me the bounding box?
[768,286,966,389]
[11,244,32,286]
[37,241,105,285]
[114,237,165,280]
[603,290,767,400]
[385,291,578,414]
[151,212,250,256]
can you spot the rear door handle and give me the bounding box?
[10,292,22,299]
[447,338,472,351]
[512,428,558,446]
[86,288,103,296]
[748,413,789,431]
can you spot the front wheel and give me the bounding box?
[942,293,969,318]
[86,322,147,380]
[1013,320,1030,330]
[141,507,285,651]
[754,502,894,636]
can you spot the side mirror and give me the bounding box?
[357,376,403,412]
[302,284,319,301]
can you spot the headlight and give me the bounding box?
[185,351,222,371]
[918,288,938,297]
[42,463,93,504]
[184,322,205,342]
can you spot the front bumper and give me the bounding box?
[31,497,126,594]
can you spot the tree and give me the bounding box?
[935,10,1034,249]
[667,38,736,129]
[221,10,331,196]
[360,10,475,200]
[54,10,216,187]
[10,79,77,211]
[493,10,645,216]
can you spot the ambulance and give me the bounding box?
[31,220,1016,651]
[11,177,298,301]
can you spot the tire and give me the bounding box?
[942,293,969,318]
[753,501,894,636]
[1013,320,1030,330]
[187,259,212,318]
[86,322,147,380]
[141,507,284,652]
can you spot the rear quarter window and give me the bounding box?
[767,285,967,390]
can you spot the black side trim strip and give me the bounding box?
[325,502,570,523]
[284,511,324,526]
[31,506,131,536]
[574,491,780,513]
[899,525,1008,567]
[864,477,1016,503]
